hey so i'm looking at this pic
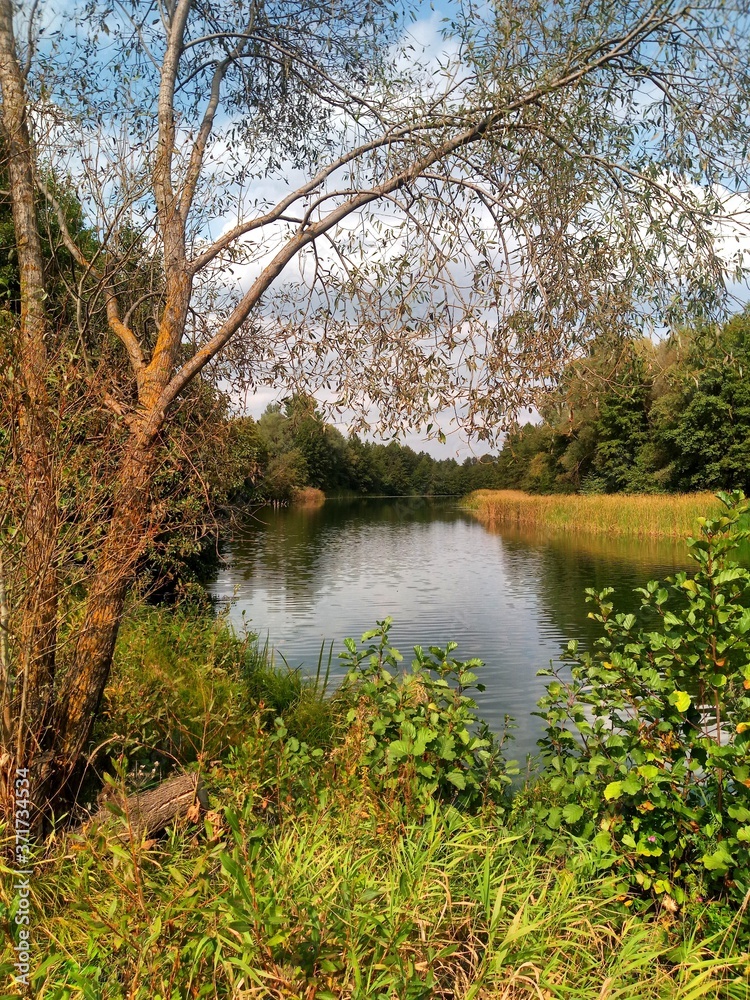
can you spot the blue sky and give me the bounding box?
[25,0,750,459]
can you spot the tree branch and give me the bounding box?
[35,177,147,374]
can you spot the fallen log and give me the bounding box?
[81,771,208,840]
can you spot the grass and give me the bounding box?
[465,490,724,538]
[2,603,749,999]
[5,743,748,999]
[95,601,337,779]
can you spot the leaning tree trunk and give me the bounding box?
[51,427,160,783]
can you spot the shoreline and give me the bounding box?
[464,489,723,538]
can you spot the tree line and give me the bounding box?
[495,315,750,495]
[246,395,507,500]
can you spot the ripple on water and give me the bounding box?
[209,498,690,763]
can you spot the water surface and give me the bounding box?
[209,498,692,762]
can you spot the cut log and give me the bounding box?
[82,772,208,840]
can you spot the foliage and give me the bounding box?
[339,617,516,813]
[534,491,750,907]
[23,0,750,439]
[250,395,507,501]
[493,314,750,496]
[94,602,260,783]
[8,0,750,812]
[3,733,749,999]
[0,166,267,598]
[144,401,268,594]
[241,638,338,749]
[98,603,337,782]
[4,551,750,995]
[657,319,750,493]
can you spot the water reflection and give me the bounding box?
[210,499,692,763]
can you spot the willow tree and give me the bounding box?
[1,0,749,815]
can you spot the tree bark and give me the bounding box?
[82,772,207,840]
[0,0,59,772]
[53,428,158,768]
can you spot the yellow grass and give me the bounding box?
[465,489,723,538]
[292,485,326,507]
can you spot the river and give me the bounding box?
[208,497,692,763]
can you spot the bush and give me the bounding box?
[99,602,260,772]
[535,490,750,906]
[338,617,517,813]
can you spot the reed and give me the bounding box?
[465,490,724,538]
[292,485,326,506]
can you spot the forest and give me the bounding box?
[239,310,750,505]
[234,397,505,500]
[497,317,750,496]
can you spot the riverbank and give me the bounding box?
[465,489,723,537]
[6,600,745,999]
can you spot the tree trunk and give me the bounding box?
[82,772,207,841]
[54,429,158,769]
[0,0,59,773]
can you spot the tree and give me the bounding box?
[657,317,750,492]
[2,0,750,817]
[498,314,750,496]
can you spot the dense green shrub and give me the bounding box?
[535,491,750,905]
[339,618,516,812]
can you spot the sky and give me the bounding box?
[217,0,504,460]
[24,0,750,459]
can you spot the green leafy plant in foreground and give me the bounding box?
[536,490,750,905]
[339,617,517,812]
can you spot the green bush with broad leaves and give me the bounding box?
[339,617,516,812]
[535,490,750,904]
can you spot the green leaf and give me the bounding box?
[387,739,410,761]
[702,848,733,872]
[670,690,691,712]
[604,781,622,801]
[413,729,437,756]
[562,803,584,824]
[637,765,659,781]
[546,807,562,829]
[594,831,612,851]
[445,770,466,790]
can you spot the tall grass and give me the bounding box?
[465,490,724,538]
[97,603,336,778]
[4,604,748,998]
[292,485,326,506]
[6,755,748,999]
